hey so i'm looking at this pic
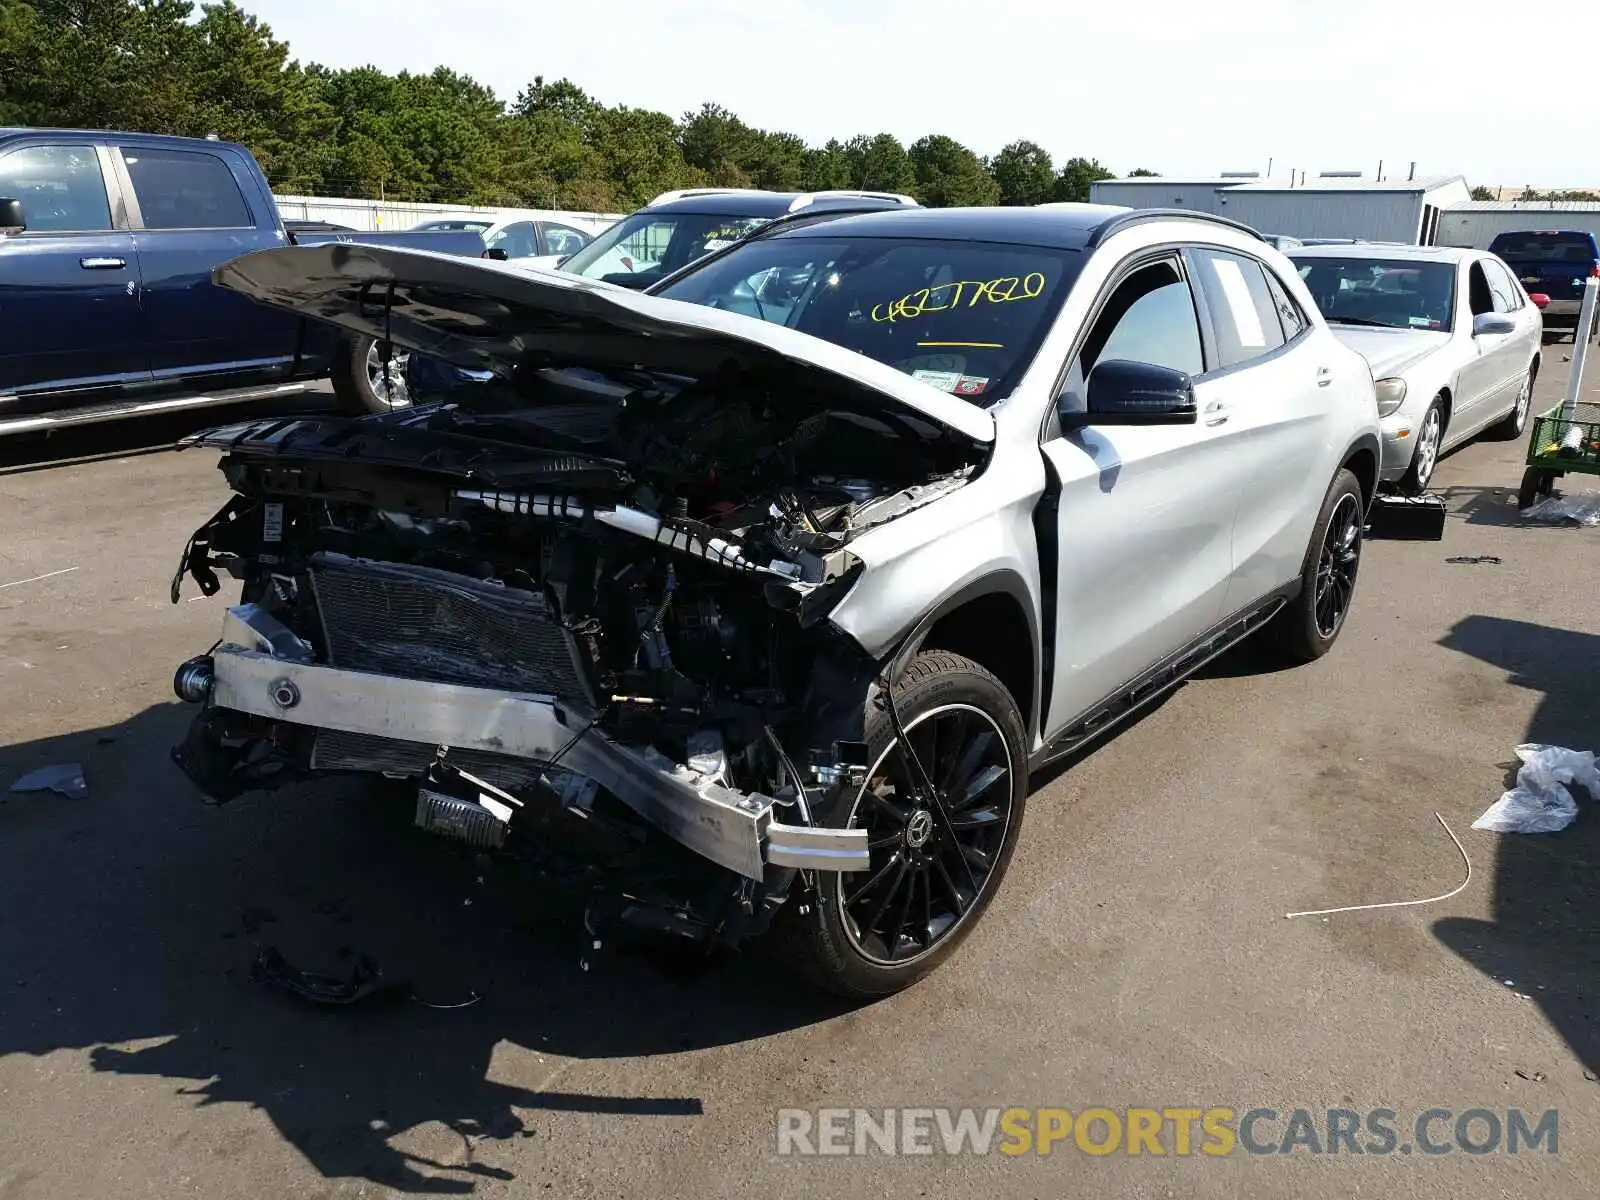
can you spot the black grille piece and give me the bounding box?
[311,729,547,794]
[308,555,594,708]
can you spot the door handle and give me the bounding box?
[1316,367,1334,387]
[79,256,126,270]
[1203,400,1229,426]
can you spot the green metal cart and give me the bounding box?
[1519,400,1600,509]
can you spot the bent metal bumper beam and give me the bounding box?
[204,604,868,880]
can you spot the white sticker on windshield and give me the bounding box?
[1409,316,1433,328]
[702,239,733,253]
[1211,257,1268,348]
[912,369,964,392]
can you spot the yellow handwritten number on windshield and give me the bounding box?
[871,273,1046,324]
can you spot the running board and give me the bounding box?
[0,383,312,437]
[1031,595,1289,771]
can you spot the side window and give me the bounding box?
[121,147,251,229]
[1189,249,1286,368]
[1263,266,1309,340]
[1467,262,1498,316]
[0,145,112,232]
[540,224,590,256]
[1485,259,1522,311]
[1074,259,1205,386]
[486,221,537,258]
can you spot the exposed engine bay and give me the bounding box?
[171,360,985,946]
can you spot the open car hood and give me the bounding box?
[215,244,995,444]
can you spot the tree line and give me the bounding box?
[0,0,1157,211]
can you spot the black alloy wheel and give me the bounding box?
[838,702,1015,966]
[1314,492,1362,640]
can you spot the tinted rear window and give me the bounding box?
[657,235,1080,402]
[1489,232,1598,263]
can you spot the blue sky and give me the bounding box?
[248,0,1598,187]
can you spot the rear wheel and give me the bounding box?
[331,335,412,414]
[1266,469,1364,664]
[1518,467,1556,509]
[792,650,1027,999]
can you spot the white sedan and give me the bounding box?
[1291,245,1544,492]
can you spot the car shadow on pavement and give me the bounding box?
[1435,483,1528,528]
[1433,615,1600,1077]
[0,702,848,1193]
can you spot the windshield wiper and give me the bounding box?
[1327,316,1397,328]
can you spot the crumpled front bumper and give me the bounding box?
[187,604,868,880]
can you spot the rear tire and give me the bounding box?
[331,335,412,415]
[789,650,1028,1000]
[1266,469,1364,664]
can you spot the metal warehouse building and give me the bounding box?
[1434,201,1600,249]
[1090,174,1471,244]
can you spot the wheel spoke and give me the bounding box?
[932,855,970,915]
[847,850,902,908]
[959,841,993,873]
[941,726,996,799]
[862,856,910,938]
[886,864,918,958]
[956,764,1006,809]
[949,804,1003,832]
[861,788,909,825]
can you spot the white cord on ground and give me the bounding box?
[1284,812,1471,920]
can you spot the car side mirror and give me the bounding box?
[1472,312,1516,337]
[0,198,24,234]
[484,247,509,261]
[1528,292,1551,310]
[1062,359,1198,430]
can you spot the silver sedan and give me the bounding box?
[1291,245,1544,492]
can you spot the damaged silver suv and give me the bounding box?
[169,206,1381,998]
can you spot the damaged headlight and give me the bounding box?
[1375,377,1408,417]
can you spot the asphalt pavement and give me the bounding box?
[1,367,1597,1199]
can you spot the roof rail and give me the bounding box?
[646,187,775,207]
[1084,207,1266,248]
[789,189,918,212]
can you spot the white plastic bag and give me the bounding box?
[1521,491,1600,527]
[1472,744,1600,834]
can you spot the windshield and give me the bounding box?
[559,211,774,288]
[657,235,1080,402]
[1292,257,1456,332]
[1489,232,1598,263]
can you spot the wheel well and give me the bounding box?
[1436,386,1453,432]
[920,592,1035,734]
[1530,355,1540,382]
[1341,445,1378,507]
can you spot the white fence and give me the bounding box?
[272,193,624,232]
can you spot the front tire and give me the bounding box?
[1490,367,1535,440]
[1399,397,1443,494]
[1266,469,1364,664]
[331,336,412,415]
[792,650,1028,1000]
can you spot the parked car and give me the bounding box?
[411,218,494,233]
[1261,233,1304,250]
[0,130,488,434]
[1487,229,1600,342]
[554,188,919,291]
[1292,244,1543,492]
[168,206,1379,997]
[480,215,602,269]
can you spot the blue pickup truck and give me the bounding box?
[0,129,488,435]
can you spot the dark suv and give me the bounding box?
[1488,229,1600,341]
[558,188,918,290]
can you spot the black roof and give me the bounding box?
[768,204,1264,249]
